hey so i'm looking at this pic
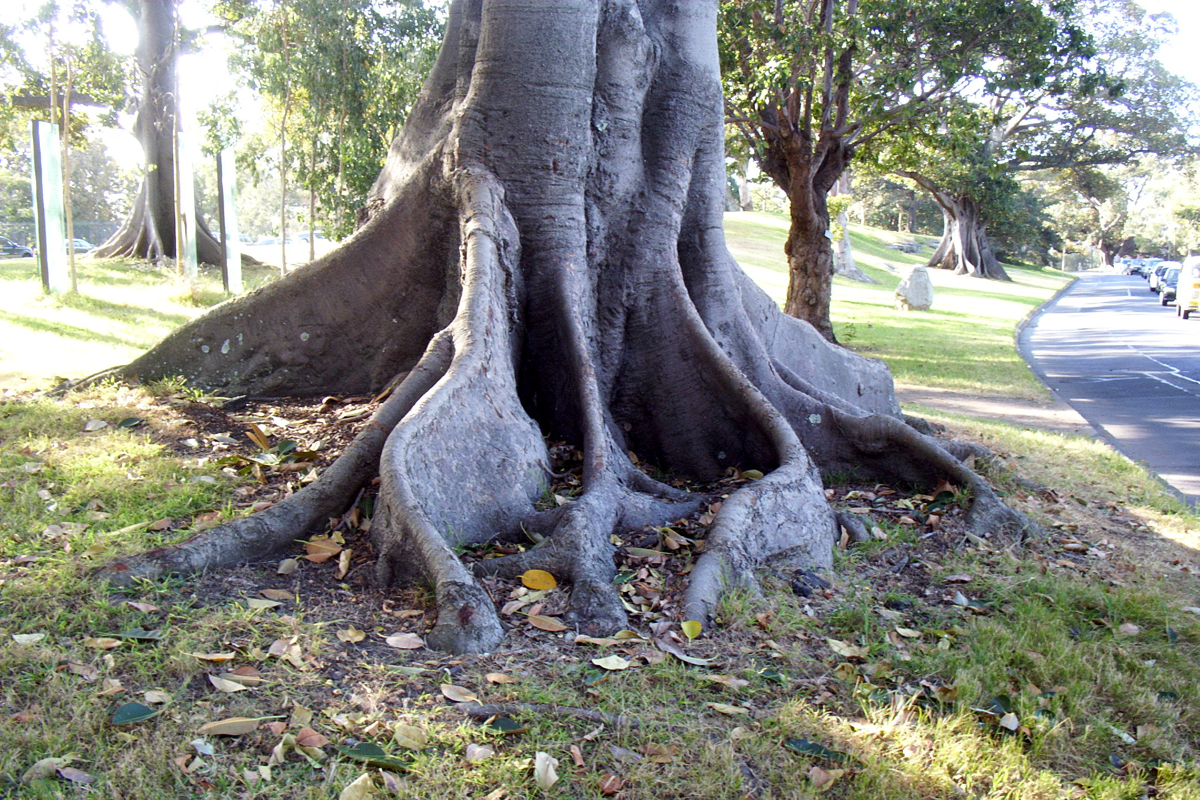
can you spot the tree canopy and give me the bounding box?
[719,0,1093,334]
[214,0,442,240]
[871,0,1197,274]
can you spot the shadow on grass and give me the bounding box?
[54,294,192,328]
[0,310,140,348]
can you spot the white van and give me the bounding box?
[1177,256,1200,319]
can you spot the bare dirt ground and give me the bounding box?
[895,385,1098,438]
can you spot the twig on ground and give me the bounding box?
[458,701,642,730]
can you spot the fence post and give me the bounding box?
[216,147,242,294]
[175,128,198,284]
[30,120,68,294]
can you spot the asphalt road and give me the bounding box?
[1020,272,1200,506]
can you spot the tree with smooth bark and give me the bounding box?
[93,0,225,265]
[99,0,1032,654]
[719,0,1085,340]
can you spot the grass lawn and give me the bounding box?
[1,229,1199,799]
[0,257,279,391]
[725,211,1072,400]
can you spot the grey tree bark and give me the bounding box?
[93,0,227,266]
[901,172,1011,281]
[100,0,1031,653]
[831,173,873,284]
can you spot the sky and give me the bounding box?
[1138,0,1200,88]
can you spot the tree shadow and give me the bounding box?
[0,310,141,348]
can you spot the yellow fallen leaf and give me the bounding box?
[338,628,367,643]
[304,537,341,563]
[260,589,293,601]
[534,752,559,791]
[393,724,427,750]
[441,684,478,703]
[384,633,424,650]
[335,548,353,579]
[681,620,703,640]
[218,669,265,686]
[591,655,631,671]
[808,766,845,792]
[701,674,749,690]
[528,614,568,632]
[187,652,236,662]
[640,744,680,763]
[465,743,495,763]
[209,675,249,693]
[485,672,516,684]
[707,702,749,716]
[12,633,46,645]
[82,637,123,650]
[197,717,264,736]
[825,638,868,660]
[521,569,558,590]
[572,635,616,646]
[339,772,374,800]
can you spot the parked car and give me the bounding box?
[1149,261,1173,293]
[65,238,94,252]
[0,235,34,258]
[1161,265,1181,305]
[1176,256,1200,319]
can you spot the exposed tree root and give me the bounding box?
[97,334,454,584]
[96,0,1041,654]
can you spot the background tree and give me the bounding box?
[93,0,228,265]
[102,0,1031,654]
[216,0,442,252]
[850,171,939,234]
[1037,166,1133,266]
[1,2,127,262]
[719,0,1088,340]
[885,0,1196,278]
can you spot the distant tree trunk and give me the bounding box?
[900,171,1010,281]
[61,50,79,292]
[735,159,753,211]
[831,174,872,284]
[902,188,917,233]
[279,7,291,276]
[93,0,224,265]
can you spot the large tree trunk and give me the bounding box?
[93,0,225,266]
[754,112,852,342]
[100,0,1032,653]
[901,172,1010,281]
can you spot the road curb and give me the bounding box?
[1014,272,1078,345]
